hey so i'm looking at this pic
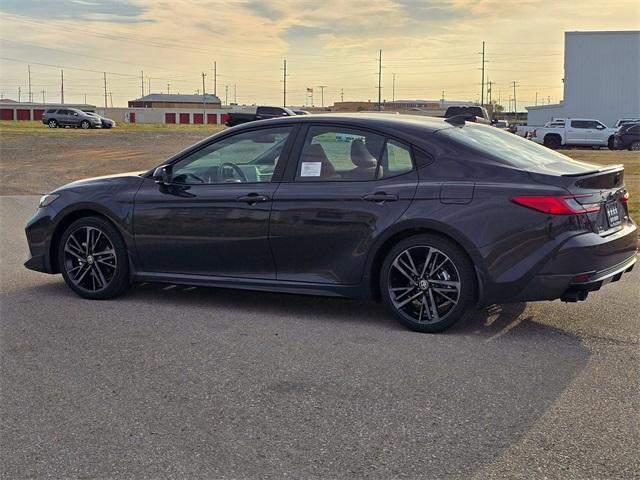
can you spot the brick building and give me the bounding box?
[128,93,221,109]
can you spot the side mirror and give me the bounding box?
[73,113,79,116]
[153,165,173,185]
[596,125,605,130]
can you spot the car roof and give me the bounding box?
[243,113,455,133]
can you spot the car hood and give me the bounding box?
[54,171,145,191]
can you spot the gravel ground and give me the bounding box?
[1,195,638,479]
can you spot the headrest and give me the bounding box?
[350,139,377,168]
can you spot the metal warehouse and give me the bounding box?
[527,31,640,127]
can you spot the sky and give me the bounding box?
[0,0,638,109]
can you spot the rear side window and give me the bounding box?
[383,140,413,177]
[46,109,56,113]
[571,120,601,129]
[437,124,599,173]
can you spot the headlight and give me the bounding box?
[39,193,60,208]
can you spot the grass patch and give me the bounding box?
[0,120,225,135]
[564,149,640,218]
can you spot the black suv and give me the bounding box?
[42,108,102,129]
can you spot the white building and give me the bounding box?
[526,31,640,127]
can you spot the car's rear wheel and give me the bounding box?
[380,235,475,333]
[48,119,58,128]
[544,135,561,149]
[608,136,615,150]
[630,141,640,151]
[58,217,130,299]
[80,120,91,129]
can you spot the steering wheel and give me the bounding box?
[220,162,248,182]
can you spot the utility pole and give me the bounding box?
[225,85,229,106]
[392,73,395,103]
[479,41,486,106]
[547,95,550,105]
[60,70,64,104]
[103,72,108,109]
[167,83,170,94]
[487,80,493,105]
[42,90,45,103]
[148,77,151,95]
[318,85,326,108]
[213,61,217,95]
[234,84,237,104]
[84,93,87,104]
[201,72,207,118]
[28,64,32,102]
[18,86,21,102]
[377,49,382,111]
[282,59,287,107]
[340,88,344,102]
[535,92,538,106]
[441,90,445,103]
[140,70,144,98]
[511,81,518,123]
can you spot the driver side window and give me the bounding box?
[171,126,292,184]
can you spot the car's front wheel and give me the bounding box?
[58,216,131,299]
[630,141,640,151]
[380,234,475,333]
[80,120,91,129]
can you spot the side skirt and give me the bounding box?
[133,271,372,299]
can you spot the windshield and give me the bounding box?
[437,124,602,175]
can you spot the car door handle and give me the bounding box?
[363,192,399,203]
[237,194,269,204]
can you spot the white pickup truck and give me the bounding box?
[529,118,617,149]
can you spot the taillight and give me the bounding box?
[511,195,601,215]
[621,191,629,203]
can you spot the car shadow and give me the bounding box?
[5,279,592,478]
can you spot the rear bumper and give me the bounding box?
[483,221,638,304]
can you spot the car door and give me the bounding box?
[566,120,587,144]
[133,125,297,279]
[56,109,70,126]
[269,124,419,285]
[590,121,609,146]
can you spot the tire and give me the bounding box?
[629,141,640,151]
[58,216,131,300]
[608,136,615,150]
[80,120,91,129]
[543,135,561,149]
[380,234,476,333]
[48,119,58,128]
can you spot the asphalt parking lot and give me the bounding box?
[1,195,639,479]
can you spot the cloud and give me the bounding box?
[0,0,148,23]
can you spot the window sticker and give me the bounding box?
[300,162,322,177]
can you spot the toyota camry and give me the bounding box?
[24,114,637,332]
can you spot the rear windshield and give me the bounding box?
[437,124,601,175]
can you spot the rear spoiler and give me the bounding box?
[445,114,492,126]
[561,164,623,177]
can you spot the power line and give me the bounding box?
[479,41,486,106]
[377,49,382,111]
[318,85,327,108]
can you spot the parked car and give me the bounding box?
[614,118,640,129]
[42,108,102,129]
[84,111,116,129]
[225,105,295,127]
[293,109,311,115]
[24,114,636,333]
[493,119,509,129]
[530,118,617,149]
[513,125,535,137]
[613,122,640,150]
[443,105,491,124]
